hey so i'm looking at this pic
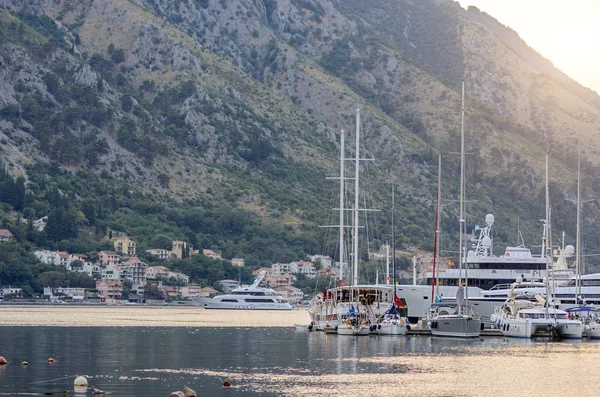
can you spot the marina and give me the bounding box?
[0,310,599,396]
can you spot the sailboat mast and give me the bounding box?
[432,154,441,301]
[392,187,396,301]
[459,82,466,311]
[545,154,551,312]
[576,143,581,302]
[339,130,345,283]
[386,241,390,286]
[353,107,360,287]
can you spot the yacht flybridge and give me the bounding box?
[198,272,293,310]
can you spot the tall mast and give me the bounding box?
[386,241,390,286]
[432,154,441,302]
[576,142,581,302]
[353,107,360,287]
[392,187,396,302]
[338,131,345,283]
[545,154,551,311]
[459,82,466,313]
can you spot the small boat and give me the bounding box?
[429,287,481,338]
[336,305,370,336]
[91,387,106,395]
[565,306,600,338]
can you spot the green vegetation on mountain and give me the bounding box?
[1,0,600,296]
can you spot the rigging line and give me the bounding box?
[30,374,78,385]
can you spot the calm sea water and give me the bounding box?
[0,326,599,396]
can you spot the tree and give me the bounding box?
[37,271,68,288]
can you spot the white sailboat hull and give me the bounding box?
[336,325,370,336]
[375,322,408,335]
[588,324,600,338]
[555,320,584,338]
[501,319,534,338]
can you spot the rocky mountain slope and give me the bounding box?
[1,0,600,266]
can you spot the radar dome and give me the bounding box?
[565,245,575,256]
[486,214,494,224]
[482,236,492,248]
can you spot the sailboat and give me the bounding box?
[334,107,376,336]
[494,155,583,338]
[374,187,409,336]
[429,82,482,338]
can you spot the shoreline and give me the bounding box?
[0,305,311,327]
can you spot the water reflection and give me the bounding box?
[0,327,599,396]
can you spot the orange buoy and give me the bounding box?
[48,358,56,363]
[0,356,7,365]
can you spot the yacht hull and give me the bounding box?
[588,324,600,338]
[199,300,293,310]
[336,325,370,336]
[501,319,534,338]
[554,321,584,338]
[430,315,481,338]
[374,323,408,335]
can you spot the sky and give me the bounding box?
[457,0,600,94]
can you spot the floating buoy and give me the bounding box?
[48,358,56,363]
[74,375,88,387]
[20,361,29,366]
[183,385,196,397]
[169,392,185,397]
[223,379,231,388]
[0,356,7,365]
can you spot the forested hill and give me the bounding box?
[1,0,600,289]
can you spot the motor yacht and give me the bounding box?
[198,272,292,310]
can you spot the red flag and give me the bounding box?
[394,294,405,308]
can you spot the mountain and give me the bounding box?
[1,0,600,281]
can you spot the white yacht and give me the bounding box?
[198,272,293,310]
[466,272,600,325]
[491,290,584,338]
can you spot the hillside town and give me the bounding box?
[0,228,343,305]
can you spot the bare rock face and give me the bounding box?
[73,64,99,87]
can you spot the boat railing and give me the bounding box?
[489,283,512,291]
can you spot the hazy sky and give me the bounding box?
[457,0,600,94]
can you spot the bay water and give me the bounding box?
[0,325,598,396]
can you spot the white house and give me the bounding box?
[146,249,172,260]
[231,258,245,267]
[1,286,22,296]
[43,287,85,301]
[276,286,304,304]
[34,250,60,265]
[308,255,332,269]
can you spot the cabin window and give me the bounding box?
[221,299,238,302]
[244,298,274,303]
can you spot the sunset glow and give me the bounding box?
[458,0,600,94]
